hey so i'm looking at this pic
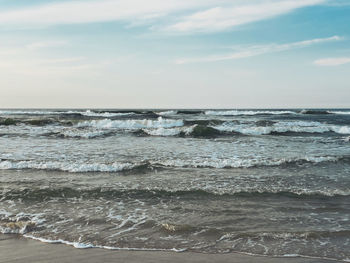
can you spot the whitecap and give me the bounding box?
[205,110,296,116]
[77,117,184,130]
[157,110,178,116]
[142,125,195,136]
[214,121,350,135]
[0,160,137,173]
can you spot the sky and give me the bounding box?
[0,0,349,108]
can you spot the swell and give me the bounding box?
[0,160,155,173]
[1,187,349,201]
[0,155,349,172]
[2,109,350,118]
[2,116,350,138]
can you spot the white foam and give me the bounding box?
[0,110,134,117]
[152,155,339,169]
[205,110,296,116]
[0,160,136,173]
[23,234,186,252]
[80,110,134,117]
[328,111,350,115]
[157,110,178,116]
[214,121,350,135]
[143,125,195,136]
[77,117,184,130]
[24,235,94,248]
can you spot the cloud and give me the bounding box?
[0,0,324,33]
[175,36,341,64]
[0,0,212,26]
[0,42,104,76]
[314,57,350,66]
[167,0,324,33]
[26,41,68,50]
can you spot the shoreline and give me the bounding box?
[0,234,340,263]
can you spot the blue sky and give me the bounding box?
[0,0,349,108]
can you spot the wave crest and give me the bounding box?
[77,117,184,130]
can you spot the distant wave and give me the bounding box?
[142,121,350,137]
[76,117,184,130]
[205,110,296,116]
[328,111,350,115]
[80,110,136,117]
[214,121,350,135]
[1,109,350,117]
[299,110,331,115]
[2,119,350,139]
[0,110,136,117]
[156,110,178,116]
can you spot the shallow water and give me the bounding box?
[0,109,349,261]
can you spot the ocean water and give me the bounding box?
[0,109,349,261]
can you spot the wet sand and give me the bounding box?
[0,234,338,263]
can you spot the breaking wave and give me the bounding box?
[205,110,296,116]
[214,121,350,135]
[156,110,178,116]
[76,117,184,130]
[0,160,147,173]
[0,155,346,173]
[151,156,342,169]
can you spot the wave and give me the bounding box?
[56,130,116,139]
[16,232,350,261]
[142,126,195,137]
[0,110,138,118]
[205,110,296,116]
[0,160,149,173]
[299,110,331,115]
[1,187,349,203]
[22,234,185,252]
[0,155,348,173]
[141,125,224,138]
[328,111,350,115]
[0,110,66,115]
[80,110,136,117]
[151,156,343,169]
[156,110,178,116]
[214,121,350,135]
[76,117,184,130]
[177,110,203,115]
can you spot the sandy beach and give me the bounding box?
[0,234,339,263]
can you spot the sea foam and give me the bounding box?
[76,117,184,130]
[205,110,296,116]
[213,121,350,135]
[0,160,137,173]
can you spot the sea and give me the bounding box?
[0,109,349,261]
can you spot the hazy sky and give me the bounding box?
[0,0,349,108]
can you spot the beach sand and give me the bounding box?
[0,234,338,263]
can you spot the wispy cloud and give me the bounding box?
[0,42,105,76]
[175,36,341,64]
[314,57,350,66]
[26,41,69,50]
[167,0,324,33]
[0,0,211,26]
[0,0,325,33]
